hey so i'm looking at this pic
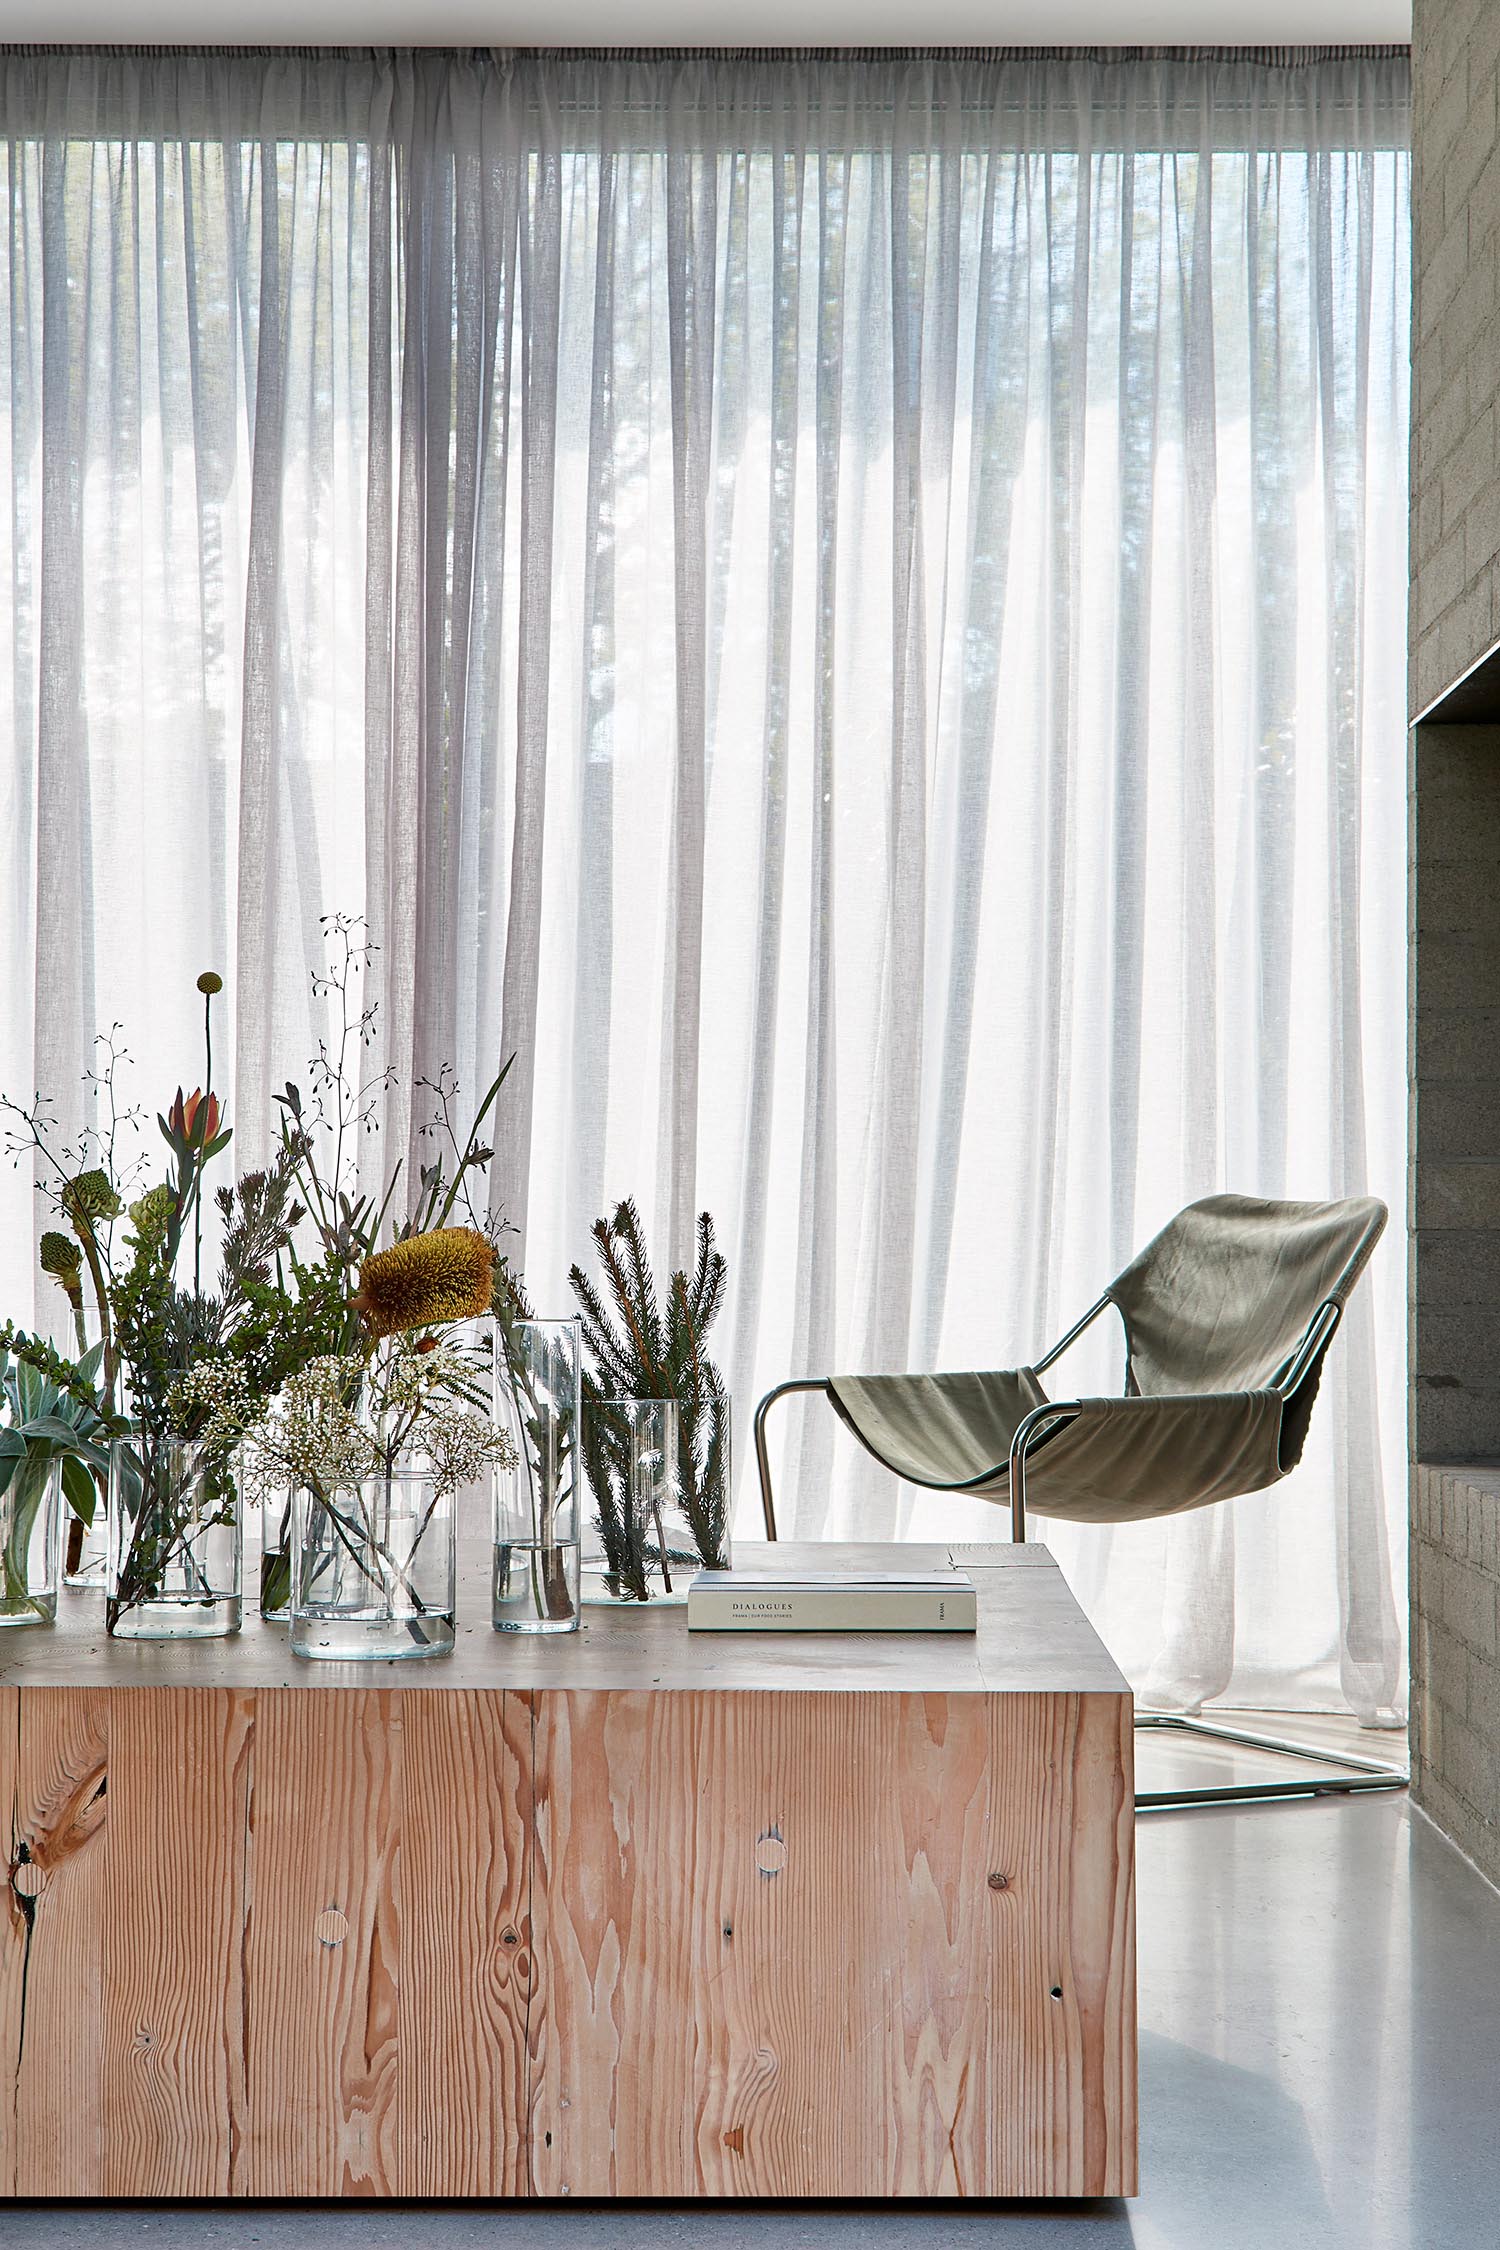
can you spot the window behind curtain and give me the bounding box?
[0,49,1411,1714]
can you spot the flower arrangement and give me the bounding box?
[1,918,518,1644]
[1,913,735,1649]
[245,925,518,1637]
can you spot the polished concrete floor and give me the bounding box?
[11,1723,1497,2250]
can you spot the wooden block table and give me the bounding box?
[0,1540,1135,2201]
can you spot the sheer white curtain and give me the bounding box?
[0,46,1410,1716]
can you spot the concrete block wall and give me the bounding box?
[1412,0,1500,719]
[1412,0,1500,1885]
[1412,1466,1500,1874]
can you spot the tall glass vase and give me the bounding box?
[289,1466,455,1661]
[0,1455,60,1627]
[259,1483,294,1620]
[107,1435,241,1640]
[63,1476,109,1590]
[41,1305,111,1589]
[493,1318,581,1634]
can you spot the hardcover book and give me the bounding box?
[685,1568,977,1633]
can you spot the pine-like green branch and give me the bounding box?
[569,1205,731,1589]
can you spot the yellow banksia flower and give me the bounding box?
[354,1226,495,1339]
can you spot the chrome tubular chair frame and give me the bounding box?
[751,1291,1408,1814]
[1133,1714,1407,1813]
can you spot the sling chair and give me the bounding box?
[751,1191,1406,1812]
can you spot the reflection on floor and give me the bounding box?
[15,1721,1500,2250]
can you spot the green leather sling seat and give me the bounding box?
[754,1193,1388,1540]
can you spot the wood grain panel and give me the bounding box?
[532,1686,1135,2199]
[242,1690,403,2196]
[0,1547,1134,2202]
[101,1689,254,2196]
[1063,1692,1136,2196]
[979,1690,1136,2195]
[9,1690,109,2195]
[0,1684,17,2196]
[679,1692,997,2198]
[399,1689,533,2196]
[528,1692,704,2196]
[882,1691,999,2196]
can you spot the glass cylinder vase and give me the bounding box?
[289,1467,455,1661]
[493,1318,581,1634]
[582,1398,685,1603]
[674,1411,733,1578]
[63,1475,109,1591]
[107,1435,241,1640]
[0,1454,60,1627]
[40,1307,111,1590]
[259,1483,294,1621]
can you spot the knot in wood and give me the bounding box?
[987,1871,1010,1891]
[755,1831,787,1877]
[501,1925,520,1947]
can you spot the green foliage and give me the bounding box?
[569,1203,731,1586]
[3,929,520,1636]
[216,1163,306,1298]
[113,1150,315,1448]
[220,1257,351,1412]
[0,1337,112,1615]
[0,1323,120,1432]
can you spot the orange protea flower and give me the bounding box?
[353,1226,495,1339]
[168,1087,222,1144]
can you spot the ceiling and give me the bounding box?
[0,0,1413,44]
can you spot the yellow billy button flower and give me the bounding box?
[353,1226,495,1339]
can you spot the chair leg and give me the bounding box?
[751,1378,831,1540]
[1133,1712,1409,1813]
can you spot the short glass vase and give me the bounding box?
[0,1454,60,1627]
[64,1499,109,1591]
[582,1398,686,1604]
[107,1435,242,1641]
[582,1396,733,1605]
[493,1317,581,1634]
[289,1468,455,1662]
